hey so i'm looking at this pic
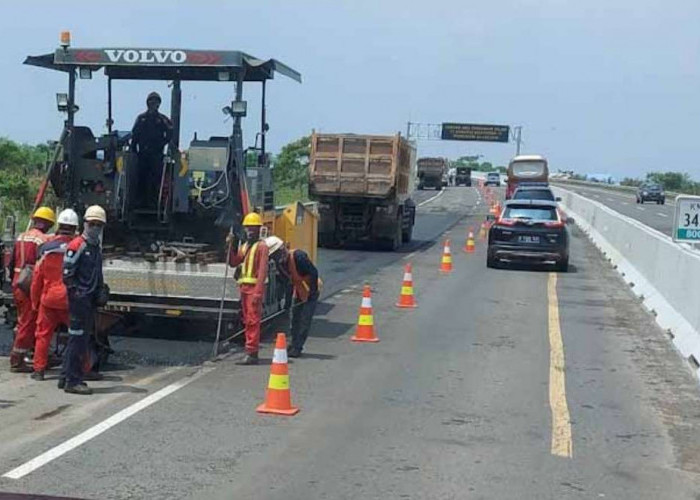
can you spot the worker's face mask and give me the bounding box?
[83,223,104,246]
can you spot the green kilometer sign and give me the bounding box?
[441,123,510,143]
[672,196,700,243]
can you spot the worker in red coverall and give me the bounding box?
[228,212,268,365]
[29,209,79,381]
[8,206,55,372]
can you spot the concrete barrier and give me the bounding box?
[553,186,700,376]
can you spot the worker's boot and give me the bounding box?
[236,352,259,365]
[30,371,45,381]
[9,351,32,373]
[65,383,92,395]
[287,346,302,358]
[57,377,66,390]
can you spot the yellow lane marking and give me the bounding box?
[548,272,573,458]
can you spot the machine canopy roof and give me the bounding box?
[24,48,301,83]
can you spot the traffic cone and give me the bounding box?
[396,263,417,309]
[439,239,453,274]
[464,228,476,253]
[352,285,379,342]
[256,333,299,416]
[479,221,487,241]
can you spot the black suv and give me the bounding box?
[487,200,569,272]
[511,184,560,202]
[636,183,665,204]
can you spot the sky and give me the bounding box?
[0,0,699,180]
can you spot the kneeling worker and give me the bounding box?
[228,213,269,365]
[265,236,320,358]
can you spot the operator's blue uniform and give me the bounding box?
[61,235,103,388]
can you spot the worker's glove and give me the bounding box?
[95,284,111,307]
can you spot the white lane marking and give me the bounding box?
[593,194,600,198]
[657,213,668,218]
[607,198,615,202]
[636,207,645,211]
[621,202,629,205]
[417,189,446,207]
[3,368,213,480]
[403,252,416,261]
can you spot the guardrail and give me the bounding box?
[551,179,681,198]
[553,186,700,377]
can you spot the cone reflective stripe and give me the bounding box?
[439,239,453,274]
[257,333,299,416]
[465,228,476,253]
[352,285,379,342]
[396,263,417,309]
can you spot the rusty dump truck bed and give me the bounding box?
[309,133,414,199]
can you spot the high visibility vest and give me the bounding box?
[288,250,322,302]
[237,242,259,285]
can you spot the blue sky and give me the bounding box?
[1,0,698,179]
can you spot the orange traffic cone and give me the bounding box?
[256,333,299,416]
[352,285,379,342]
[396,263,417,309]
[479,222,487,241]
[464,228,476,253]
[439,239,453,274]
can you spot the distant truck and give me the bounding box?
[417,157,448,190]
[506,155,549,199]
[309,133,417,250]
[455,166,472,186]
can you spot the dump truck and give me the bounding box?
[1,36,316,349]
[309,132,416,250]
[417,157,448,190]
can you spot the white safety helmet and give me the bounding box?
[56,208,79,227]
[264,236,285,256]
[84,205,107,223]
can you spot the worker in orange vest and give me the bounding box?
[8,206,55,372]
[29,209,79,380]
[265,236,320,358]
[228,213,269,365]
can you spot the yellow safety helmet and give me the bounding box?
[242,212,263,227]
[32,206,56,225]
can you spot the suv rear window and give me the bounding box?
[513,189,555,201]
[503,206,558,221]
[487,173,499,178]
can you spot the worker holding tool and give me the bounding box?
[8,207,55,373]
[61,205,107,395]
[29,209,79,380]
[131,91,173,208]
[228,213,269,365]
[265,236,320,358]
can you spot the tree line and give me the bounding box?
[0,138,53,220]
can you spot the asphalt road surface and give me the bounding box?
[2,185,700,499]
[554,183,677,236]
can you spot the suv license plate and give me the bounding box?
[519,235,540,244]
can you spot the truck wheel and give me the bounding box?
[555,257,569,273]
[437,185,442,191]
[318,232,337,248]
[402,222,413,244]
[486,250,499,269]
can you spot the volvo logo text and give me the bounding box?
[104,49,187,64]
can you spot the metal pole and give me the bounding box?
[170,79,181,153]
[212,235,234,358]
[260,79,266,161]
[107,77,113,133]
[67,69,77,208]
